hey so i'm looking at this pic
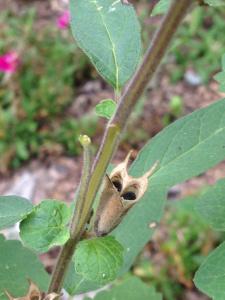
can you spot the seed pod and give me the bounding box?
[94,151,158,236]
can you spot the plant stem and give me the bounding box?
[48,135,92,293]
[48,0,194,293]
[70,135,92,238]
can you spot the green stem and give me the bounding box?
[48,135,91,293]
[48,0,194,293]
[70,135,92,237]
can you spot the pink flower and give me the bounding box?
[57,10,70,29]
[0,51,19,74]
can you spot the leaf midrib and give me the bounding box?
[151,122,225,181]
[90,0,119,90]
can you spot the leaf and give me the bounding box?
[0,235,49,300]
[114,98,225,272]
[64,263,101,296]
[151,0,171,16]
[95,99,116,119]
[20,200,71,253]
[195,178,225,231]
[70,0,141,90]
[73,236,123,284]
[0,196,33,230]
[84,276,162,300]
[194,241,225,300]
[131,98,225,188]
[214,54,225,92]
[204,0,225,6]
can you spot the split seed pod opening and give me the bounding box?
[94,151,158,236]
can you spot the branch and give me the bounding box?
[48,0,194,293]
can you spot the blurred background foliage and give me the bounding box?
[0,4,224,171]
[0,8,97,170]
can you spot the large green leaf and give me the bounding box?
[70,0,141,90]
[131,98,225,188]
[195,178,225,231]
[0,196,33,230]
[194,241,225,300]
[65,99,225,294]
[84,276,162,300]
[73,236,123,285]
[0,235,49,300]
[20,200,71,253]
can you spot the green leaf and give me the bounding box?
[0,196,33,230]
[20,200,71,253]
[194,241,225,300]
[0,235,49,300]
[95,99,116,119]
[195,178,225,231]
[70,0,141,90]
[131,98,225,188]
[64,263,101,295]
[84,276,162,300]
[214,54,225,92]
[151,0,171,16]
[73,236,124,284]
[114,98,225,273]
[204,0,225,6]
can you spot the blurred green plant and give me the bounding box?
[143,4,225,83]
[169,6,225,83]
[163,95,183,126]
[0,9,96,171]
[214,53,225,92]
[133,196,222,300]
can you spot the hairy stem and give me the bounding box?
[48,0,194,293]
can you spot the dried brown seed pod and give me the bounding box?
[94,151,158,236]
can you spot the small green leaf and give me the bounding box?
[194,241,225,300]
[151,0,171,16]
[70,0,141,89]
[20,200,71,253]
[74,236,124,284]
[204,0,225,6]
[95,99,116,119]
[0,235,49,300]
[214,54,225,92]
[85,276,162,300]
[0,196,33,230]
[195,178,225,231]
